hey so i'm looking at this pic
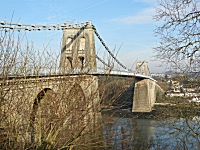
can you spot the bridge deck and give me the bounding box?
[0,68,156,82]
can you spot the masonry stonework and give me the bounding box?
[60,23,97,71]
[132,79,160,112]
[0,75,99,144]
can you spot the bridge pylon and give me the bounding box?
[60,21,97,72]
[135,61,149,76]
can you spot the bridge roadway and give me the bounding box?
[1,68,156,81]
[92,68,156,81]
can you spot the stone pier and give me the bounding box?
[132,78,163,112]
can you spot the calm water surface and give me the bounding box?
[102,110,200,150]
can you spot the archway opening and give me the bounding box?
[30,88,58,143]
[78,56,85,69]
[67,56,73,69]
[67,84,86,130]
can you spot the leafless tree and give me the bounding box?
[0,26,140,150]
[153,1,200,149]
[153,0,200,73]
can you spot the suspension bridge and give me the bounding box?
[0,19,161,116]
[0,20,151,77]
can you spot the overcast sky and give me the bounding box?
[0,0,165,73]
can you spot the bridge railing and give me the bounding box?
[0,67,133,77]
[0,67,156,82]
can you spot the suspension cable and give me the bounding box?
[0,20,134,72]
[96,55,111,68]
[94,29,128,70]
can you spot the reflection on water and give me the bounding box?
[102,111,200,150]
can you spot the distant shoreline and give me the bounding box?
[101,104,200,119]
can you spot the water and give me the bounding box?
[102,110,200,150]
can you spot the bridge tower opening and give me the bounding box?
[60,21,97,72]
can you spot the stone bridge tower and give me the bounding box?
[136,61,149,76]
[60,21,97,71]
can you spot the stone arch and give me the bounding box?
[71,37,85,70]
[79,37,85,51]
[66,56,73,69]
[65,37,73,69]
[82,33,91,68]
[78,37,86,69]
[66,37,73,51]
[78,56,85,69]
[74,56,85,69]
[30,88,58,143]
[66,83,86,129]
